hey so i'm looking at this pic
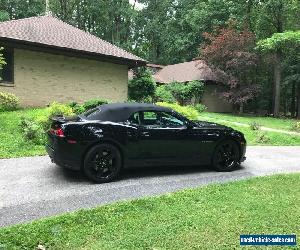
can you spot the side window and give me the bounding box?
[140,111,160,126]
[159,112,185,128]
[128,112,140,125]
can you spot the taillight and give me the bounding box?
[50,127,65,138]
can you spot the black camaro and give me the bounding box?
[46,103,246,183]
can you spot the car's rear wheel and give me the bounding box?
[83,144,122,183]
[212,140,240,171]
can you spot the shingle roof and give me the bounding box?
[0,15,145,64]
[153,60,219,83]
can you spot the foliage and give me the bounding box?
[291,122,300,132]
[200,26,259,108]
[19,117,45,145]
[0,92,19,112]
[83,99,109,111]
[156,102,200,120]
[128,68,156,102]
[155,85,176,103]
[255,132,271,144]
[0,0,45,20]
[165,81,204,105]
[0,108,48,159]
[249,121,261,131]
[46,102,74,119]
[0,174,299,249]
[194,103,207,113]
[18,102,74,145]
[0,47,6,74]
[256,31,300,52]
[68,101,85,115]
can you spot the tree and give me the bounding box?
[0,47,6,80]
[257,31,300,117]
[128,68,156,102]
[200,26,259,112]
[0,0,45,20]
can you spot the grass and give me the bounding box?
[201,112,298,131]
[199,116,300,146]
[0,174,299,250]
[0,108,48,159]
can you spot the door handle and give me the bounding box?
[142,131,150,137]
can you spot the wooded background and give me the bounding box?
[0,0,299,117]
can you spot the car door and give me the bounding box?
[136,110,198,165]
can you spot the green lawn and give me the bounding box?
[199,116,300,146]
[201,112,298,131]
[0,174,299,250]
[0,108,48,159]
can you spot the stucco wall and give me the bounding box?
[202,85,233,113]
[0,49,129,107]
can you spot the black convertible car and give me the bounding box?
[46,103,246,183]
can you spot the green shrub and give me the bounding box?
[166,81,204,105]
[47,102,74,119]
[0,92,20,111]
[156,102,200,120]
[19,102,75,145]
[249,121,261,131]
[128,68,156,102]
[255,132,270,144]
[19,117,45,145]
[291,122,300,132]
[194,103,207,113]
[83,99,109,111]
[155,85,176,103]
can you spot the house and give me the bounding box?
[153,60,233,112]
[0,16,145,106]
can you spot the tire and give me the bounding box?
[83,143,122,183]
[212,140,240,172]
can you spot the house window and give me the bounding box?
[0,48,14,84]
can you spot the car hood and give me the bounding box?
[193,120,232,130]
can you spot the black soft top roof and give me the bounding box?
[83,103,173,122]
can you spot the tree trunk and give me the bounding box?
[239,103,244,114]
[291,82,296,117]
[273,51,281,117]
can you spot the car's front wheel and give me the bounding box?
[83,144,122,183]
[212,140,240,171]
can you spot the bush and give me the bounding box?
[249,121,261,131]
[255,132,270,144]
[47,102,74,119]
[128,68,156,102]
[291,122,300,132]
[83,99,109,111]
[155,85,176,103]
[194,103,207,113]
[19,117,45,145]
[19,102,75,145]
[156,102,200,120]
[166,81,204,105]
[0,92,19,111]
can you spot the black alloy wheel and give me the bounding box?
[83,144,122,183]
[212,140,240,171]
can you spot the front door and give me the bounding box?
[134,111,199,165]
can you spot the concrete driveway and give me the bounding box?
[0,146,300,227]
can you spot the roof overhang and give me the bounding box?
[0,37,147,68]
